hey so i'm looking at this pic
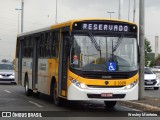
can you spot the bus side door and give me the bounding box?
[58,32,70,97]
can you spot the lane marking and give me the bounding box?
[28,101,43,108]
[4,90,11,93]
[120,106,140,111]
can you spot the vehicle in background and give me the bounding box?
[151,66,160,73]
[144,67,160,90]
[0,62,15,84]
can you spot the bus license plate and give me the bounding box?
[146,82,153,85]
[101,93,113,97]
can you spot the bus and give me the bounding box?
[15,19,139,108]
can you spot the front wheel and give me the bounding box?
[154,87,159,90]
[104,101,117,109]
[52,83,64,106]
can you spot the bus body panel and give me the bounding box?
[15,19,139,102]
[67,70,138,100]
[67,83,138,100]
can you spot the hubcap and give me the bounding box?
[25,82,28,92]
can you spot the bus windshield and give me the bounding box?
[70,34,138,72]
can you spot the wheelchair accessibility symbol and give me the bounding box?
[107,62,116,71]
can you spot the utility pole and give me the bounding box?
[118,0,123,19]
[15,8,22,34]
[128,0,131,21]
[155,36,159,58]
[21,0,24,33]
[107,11,115,19]
[133,0,136,22]
[55,0,58,24]
[139,0,145,100]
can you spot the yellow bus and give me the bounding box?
[15,19,139,108]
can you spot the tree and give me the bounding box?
[145,38,152,66]
[154,54,160,66]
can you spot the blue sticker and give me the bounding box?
[107,62,116,71]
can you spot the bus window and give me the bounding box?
[44,32,51,58]
[39,33,45,58]
[51,31,59,58]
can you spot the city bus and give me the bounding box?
[15,19,139,108]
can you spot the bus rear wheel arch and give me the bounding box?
[24,74,33,96]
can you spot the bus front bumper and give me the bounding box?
[67,83,138,101]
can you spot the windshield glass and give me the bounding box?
[0,64,14,70]
[70,34,138,72]
[145,68,153,74]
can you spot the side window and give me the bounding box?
[39,33,45,58]
[16,38,20,58]
[51,31,59,57]
[44,32,51,58]
[28,36,33,57]
[23,37,27,57]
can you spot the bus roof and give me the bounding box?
[17,18,137,37]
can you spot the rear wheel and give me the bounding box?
[24,76,32,96]
[104,101,117,109]
[154,87,159,90]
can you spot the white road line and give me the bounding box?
[28,101,43,108]
[4,90,11,93]
[120,106,140,111]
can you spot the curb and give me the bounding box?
[118,100,160,114]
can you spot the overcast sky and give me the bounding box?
[0,0,160,60]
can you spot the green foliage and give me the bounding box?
[154,54,160,66]
[145,38,152,66]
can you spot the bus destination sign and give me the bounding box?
[82,23,128,32]
[73,21,137,33]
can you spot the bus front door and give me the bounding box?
[58,32,70,97]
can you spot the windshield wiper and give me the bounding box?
[88,32,101,52]
[112,35,124,53]
[88,32,102,62]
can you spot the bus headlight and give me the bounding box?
[70,78,88,89]
[11,73,15,76]
[125,80,138,89]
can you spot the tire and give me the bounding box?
[104,101,117,109]
[52,83,64,106]
[154,87,159,90]
[24,76,32,96]
[11,82,17,85]
[35,92,40,97]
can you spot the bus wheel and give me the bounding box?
[53,83,64,106]
[104,101,117,109]
[24,76,32,96]
[154,87,159,90]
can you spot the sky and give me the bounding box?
[0,0,160,60]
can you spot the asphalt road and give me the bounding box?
[0,84,159,119]
[0,84,137,113]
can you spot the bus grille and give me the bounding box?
[70,68,138,79]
